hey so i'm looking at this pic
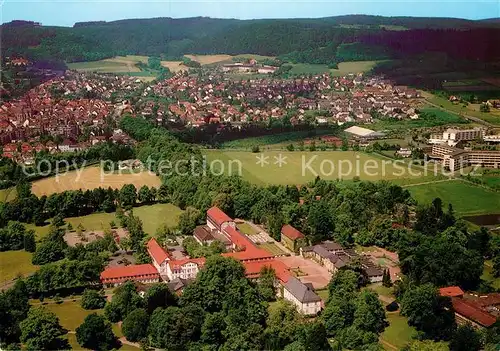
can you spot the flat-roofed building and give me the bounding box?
[429,145,500,171]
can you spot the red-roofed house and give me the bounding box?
[207,207,235,232]
[243,259,291,284]
[147,238,171,276]
[167,258,206,281]
[281,224,305,252]
[100,264,160,287]
[451,297,497,328]
[439,286,464,298]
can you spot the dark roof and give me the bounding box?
[322,241,343,251]
[193,226,214,242]
[301,246,314,252]
[167,277,193,292]
[312,245,334,259]
[285,277,321,303]
[364,264,383,277]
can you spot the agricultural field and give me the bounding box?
[369,107,468,131]
[203,150,434,185]
[160,60,186,72]
[421,91,500,126]
[67,55,158,81]
[184,54,232,65]
[408,179,500,215]
[31,166,161,197]
[0,250,39,285]
[0,187,17,202]
[28,203,183,239]
[330,61,380,76]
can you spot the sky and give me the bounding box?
[2,0,499,27]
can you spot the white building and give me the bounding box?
[283,277,322,315]
[166,258,205,281]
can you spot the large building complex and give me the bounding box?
[429,128,484,146]
[429,145,500,171]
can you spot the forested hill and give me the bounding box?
[2,15,500,64]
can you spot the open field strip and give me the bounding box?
[160,60,186,72]
[408,179,500,215]
[27,203,183,240]
[31,166,161,197]
[184,54,232,65]
[0,250,39,284]
[421,91,500,126]
[203,150,433,185]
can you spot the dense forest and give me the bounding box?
[2,16,500,66]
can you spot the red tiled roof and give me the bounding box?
[281,224,304,240]
[451,297,497,327]
[222,248,273,262]
[439,286,464,297]
[147,238,170,265]
[243,259,291,283]
[168,257,206,270]
[207,207,232,227]
[224,226,255,250]
[100,264,159,281]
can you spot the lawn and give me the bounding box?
[330,61,380,76]
[0,250,39,284]
[28,203,183,239]
[204,150,430,185]
[365,284,394,299]
[482,260,500,290]
[0,187,17,202]
[31,166,161,197]
[258,243,287,256]
[133,203,183,235]
[237,222,258,235]
[380,313,416,350]
[44,301,138,350]
[408,179,500,215]
[421,91,500,126]
[316,289,329,301]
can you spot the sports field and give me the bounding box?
[31,166,161,197]
[407,179,500,215]
[28,203,183,239]
[0,250,39,285]
[203,150,430,185]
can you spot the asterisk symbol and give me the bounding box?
[256,153,269,167]
[274,154,288,167]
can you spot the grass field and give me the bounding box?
[160,60,186,72]
[421,91,500,126]
[0,187,17,202]
[288,61,379,76]
[204,150,432,185]
[44,301,138,350]
[28,203,183,239]
[380,313,416,350]
[369,107,468,131]
[221,130,335,149]
[184,54,233,65]
[0,250,38,284]
[31,166,161,197]
[237,222,258,235]
[408,179,500,215]
[482,260,500,290]
[258,242,287,256]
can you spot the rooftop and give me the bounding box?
[100,264,159,280]
[147,238,170,265]
[284,276,321,303]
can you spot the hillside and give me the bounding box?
[2,15,500,63]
